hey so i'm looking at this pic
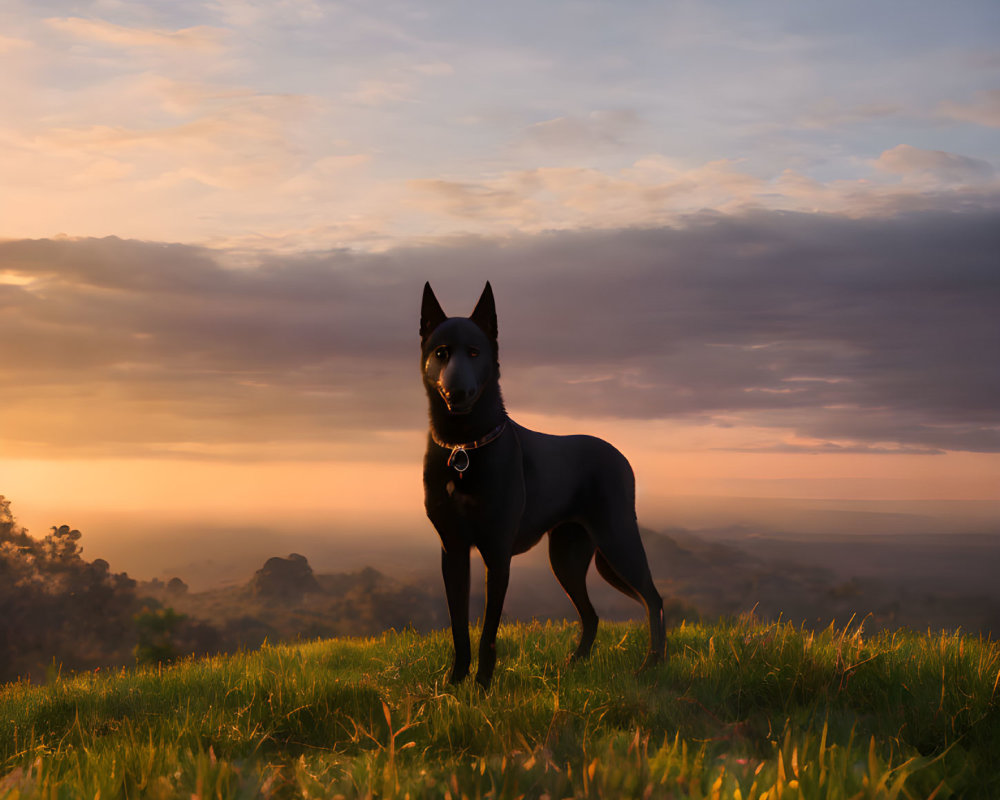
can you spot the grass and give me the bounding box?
[1,616,998,798]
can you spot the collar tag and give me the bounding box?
[432,418,508,475]
[448,447,470,472]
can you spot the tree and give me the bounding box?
[0,496,142,682]
[134,607,186,665]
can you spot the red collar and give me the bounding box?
[429,419,509,472]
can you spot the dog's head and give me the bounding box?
[420,282,498,414]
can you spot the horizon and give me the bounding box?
[2,1,998,575]
[5,493,1000,591]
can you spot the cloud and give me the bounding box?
[0,70,325,241]
[411,62,454,77]
[1,202,998,458]
[517,110,642,152]
[875,144,996,183]
[406,150,1000,242]
[939,90,1000,128]
[721,442,947,456]
[793,100,902,130]
[45,17,226,52]
[211,0,327,28]
[343,55,456,107]
[407,159,767,233]
[344,79,412,107]
[0,33,32,53]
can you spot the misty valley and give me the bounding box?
[2,494,999,684]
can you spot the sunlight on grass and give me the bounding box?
[1,619,997,797]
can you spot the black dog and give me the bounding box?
[421,282,666,689]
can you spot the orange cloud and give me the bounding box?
[875,144,996,183]
[0,33,33,53]
[45,17,226,51]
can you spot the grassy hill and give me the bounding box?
[1,618,998,798]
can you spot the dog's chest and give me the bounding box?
[425,464,510,538]
[443,478,482,516]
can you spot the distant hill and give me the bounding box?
[139,557,450,658]
[5,485,999,684]
[135,527,1000,672]
[659,527,1000,633]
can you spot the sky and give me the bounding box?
[1,1,999,570]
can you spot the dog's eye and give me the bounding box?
[434,346,449,360]
[468,347,479,358]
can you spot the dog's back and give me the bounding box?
[510,424,637,547]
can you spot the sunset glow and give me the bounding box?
[2,1,998,578]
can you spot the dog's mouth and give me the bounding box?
[437,385,478,414]
[442,396,476,415]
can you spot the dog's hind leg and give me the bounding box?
[590,520,666,670]
[594,551,640,601]
[548,523,599,661]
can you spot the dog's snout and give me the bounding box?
[437,380,478,412]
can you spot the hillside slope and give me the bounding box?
[2,619,998,798]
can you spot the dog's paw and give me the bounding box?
[474,668,494,691]
[636,651,664,674]
[570,645,594,663]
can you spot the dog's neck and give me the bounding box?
[426,379,507,446]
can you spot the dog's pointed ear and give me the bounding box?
[469,281,498,341]
[420,282,447,340]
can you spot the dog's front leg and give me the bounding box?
[441,546,471,683]
[476,561,510,690]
